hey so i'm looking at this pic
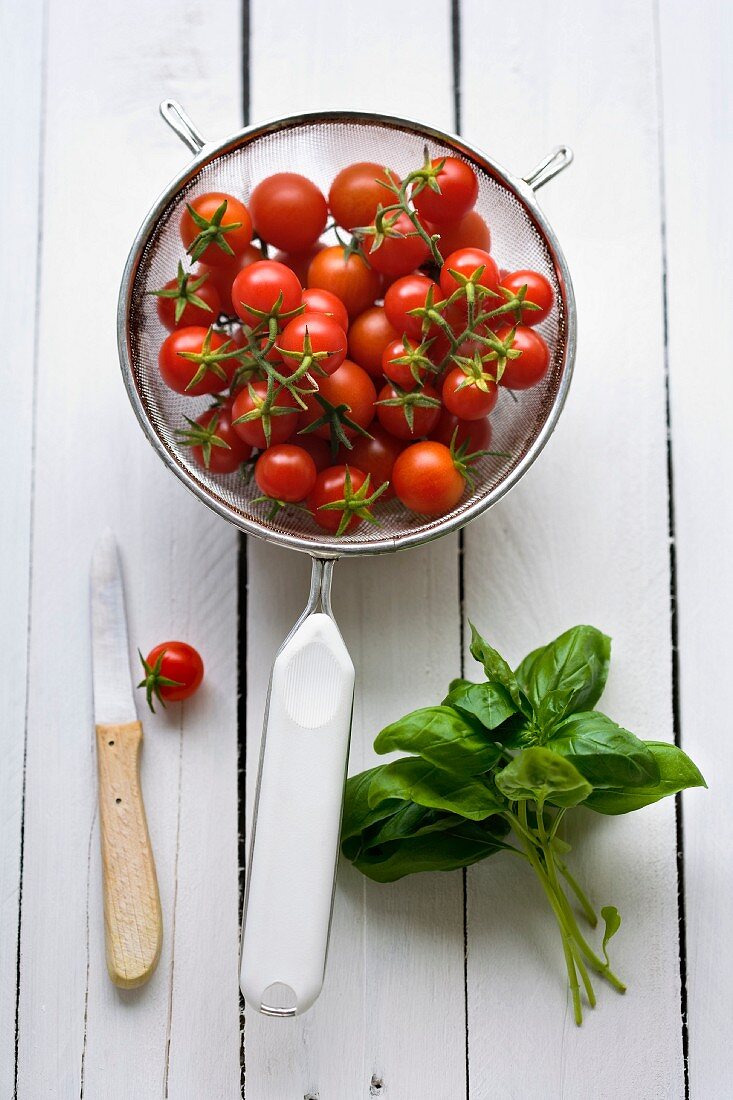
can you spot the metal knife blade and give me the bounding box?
[91,530,138,726]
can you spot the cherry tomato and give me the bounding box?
[254,444,317,502]
[376,382,441,440]
[180,192,252,264]
[363,212,430,277]
[494,325,550,389]
[159,326,236,396]
[295,433,332,472]
[413,157,478,224]
[231,381,300,448]
[328,162,400,231]
[273,244,324,285]
[337,425,405,500]
[301,287,349,333]
[439,247,500,300]
[231,260,302,325]
[307,247,381,319]
[384,275,444,338]
[347,306,398,377]
[249,173,328,253]
[392,441,465,516]
[139,641,204,711]
[308,465,369,534]
[185,402,252,474]
[382,337,429,391]
[442,367,498,419]
[500,269,554,326]
[196,243,263,302]
[155,272,221,331]
[298,359,377,441]
[425,210,491,256]
[279,313,347,376]
[431,409,493,451]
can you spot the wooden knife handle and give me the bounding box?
[95,721,162,988]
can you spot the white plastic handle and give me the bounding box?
[240,565,354,1017]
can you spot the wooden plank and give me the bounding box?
[0,0,44,1092]
[658,2,733,1095]
[15,0,241,1094]
[461,0,686,1095]
[244,2,467,1096]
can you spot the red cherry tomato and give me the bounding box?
[195,243,263,302]
[376,382,441,441]
[301,287,350,333]
[392,441,466,515]
[425,210,491,256]
[185,402,253,474]
[273,244,324,285]
[439,247,500,300]
[363,212,430,277]
[254,444,317,502]
[431,409,493,452]
[442,367,499,419]
[295,433,332,472]
[337,425,405,500]
[231,260,302,326]
[413,157,478,225]
[308,465,370,534]
[384,275,444,339]
[329,162,400,231]
[139,641,204,711]
[298,360,377,441]
[500,269,554,326]
[278,313,347,376]
[382,337,429,391]
[249,173,328,253]
[155,272,221,331]
[231,381,300,448]
[347,306,398,377]
[307,247,381,319]
[494,325,550,389]
[159,326,236,396]
[180,192,252,264]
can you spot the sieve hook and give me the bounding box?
[159,99,206,155]
[523,146,573,192]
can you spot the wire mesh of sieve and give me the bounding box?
[120,112,575,556]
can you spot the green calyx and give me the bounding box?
[375,383,441,433]
[350,149,445,266]
[151,261,215,324]
[137,649,184,714]
[298,391,373,458]
[447,427,510,487]
[315,467,389,536]
[177,326,245,392]
[231,378,295,447]
[185,199,243,263]
[175,411,231,469]
[388,335,439,385]
[451,349,500,392]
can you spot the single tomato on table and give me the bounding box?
[138,642,204,713]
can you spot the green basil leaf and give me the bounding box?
[340,766,404,844]
[374,706,503,776]
[469,623,527,712]
[585,741,707,815]
[495,746,592,808]
[366,756,503,820]
[514,645,545,696]
[521,626,611,726]
[364,803,463,846]
[548,712,660,788]
[601,905,621,966]
[442,681,517,731]
[350,819,511,882]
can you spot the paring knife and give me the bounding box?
[90,530,162,988]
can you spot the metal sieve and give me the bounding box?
[118,100,576,1018]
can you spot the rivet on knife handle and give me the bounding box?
[95,720,162,988]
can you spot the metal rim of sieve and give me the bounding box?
[118,105,577,558]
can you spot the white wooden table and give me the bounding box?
[2,0,730,1095]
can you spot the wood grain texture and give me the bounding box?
[461,0,686,1095]
[14,0,241,1095]
[0,0,44,1090]
[659,1,733,1094]
[244,4,468,1097]
[96,722,162,988]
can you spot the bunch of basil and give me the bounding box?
[340,624,705,1024]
